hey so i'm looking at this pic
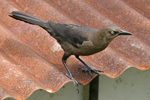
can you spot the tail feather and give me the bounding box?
[9,11,47,28]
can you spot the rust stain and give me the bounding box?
[0,0,150,99]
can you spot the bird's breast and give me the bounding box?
[60,40,109,56]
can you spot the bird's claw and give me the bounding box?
[65,72,82,93]
[79,67,103,77]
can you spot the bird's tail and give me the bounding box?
[9,11,48,28]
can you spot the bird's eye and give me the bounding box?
[111,31,114,34]
[109,31,114,34]
[109,31,118,35]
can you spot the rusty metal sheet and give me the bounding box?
[0,0,150,99]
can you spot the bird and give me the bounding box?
[9,11,132,92]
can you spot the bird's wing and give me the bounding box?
[47,22,98,47]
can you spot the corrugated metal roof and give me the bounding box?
[0,0,150,99]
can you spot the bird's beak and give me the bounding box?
[118,30,132,35]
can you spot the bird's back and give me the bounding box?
[46,22,99,47]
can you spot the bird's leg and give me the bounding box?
[62,53,82,93]
[75,55,103,77]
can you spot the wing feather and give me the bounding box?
[47,22,98,47]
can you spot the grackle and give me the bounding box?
[9,11,132,92]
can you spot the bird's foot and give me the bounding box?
[79,67,103,77]
[65,72,82,93]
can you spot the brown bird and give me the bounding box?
[9,11,132,92]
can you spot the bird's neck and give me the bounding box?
[92,31,111,49]
[93,31,105,44]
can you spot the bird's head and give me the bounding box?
[101,26,132,42]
